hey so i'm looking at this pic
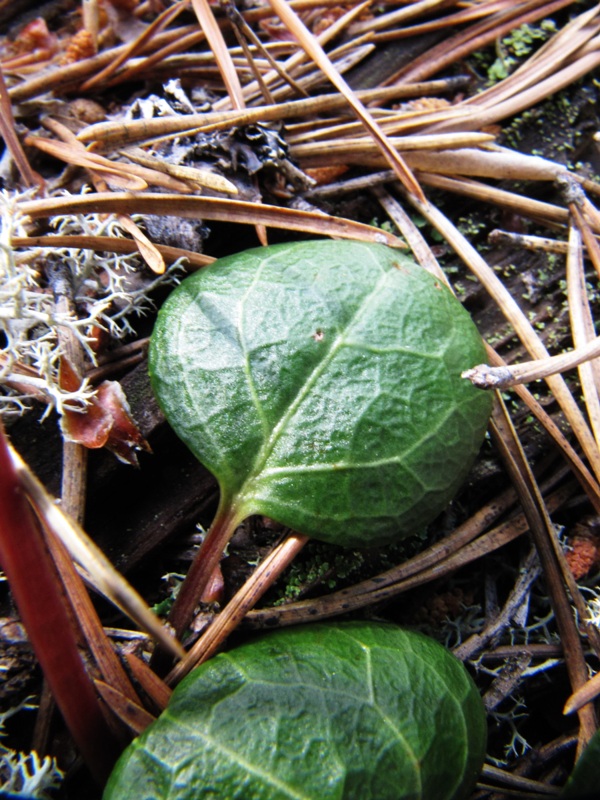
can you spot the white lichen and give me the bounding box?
[0,190,184,418]
[0,700,63,798]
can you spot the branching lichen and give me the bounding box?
[0,700,63,798]
[0,190,184,418]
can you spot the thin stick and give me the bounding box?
[488,230,569,254]
[11,234,215,270]
[245,486,573,629]
[227,2,308,99]
[45,528,140,705]
[566,221,600,448]
[76,83,467,148]
[80,0,190,91]
[53,279,89,525]
[564,670,600,715]
[393,0,578,84]
[218,0,371,109]
[479,763,561,797]
[482,346,600,514]
[373,186,445,279]
[462,336,600,390]
[405,187,600,482]
[453,548,541,661]
[409,173,569,228]
[191,0,245,110]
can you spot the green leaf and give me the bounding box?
[103,622,487,800]
[149,240,492,547]
[560,726,600,799]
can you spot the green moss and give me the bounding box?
[470,21,557,86]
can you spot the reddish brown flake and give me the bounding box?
[0,17,58,68]
[397,97,452,113]
[258,16,296,42]
[107,0,141,11]
[61,380,151,466]
[200,564,225,605]
[6,18,57,56]
[60,29,96,65]
[565,532,600,580]
[304,165,349,186]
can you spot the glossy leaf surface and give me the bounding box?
[104,622,487,800]
[150,240,492,546]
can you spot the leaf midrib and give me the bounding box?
[238,254,271,438]
[238,255,392,504]
[256,402,457,478]
[163,709,315,800]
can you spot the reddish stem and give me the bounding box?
[0,424,120,783]
[168,502,242,639]
[167,531,309,685]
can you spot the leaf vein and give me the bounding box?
[163,711,315,800]
[245,267,393,486]
[238,257,271,437]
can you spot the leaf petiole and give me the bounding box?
[167,500,245,640]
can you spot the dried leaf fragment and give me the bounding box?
[61,379,150,466]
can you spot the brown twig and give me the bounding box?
[245,485,573,629]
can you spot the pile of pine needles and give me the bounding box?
[3,0,600,796]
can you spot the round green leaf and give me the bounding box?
[149,240,492,547]
[103,622,487,800]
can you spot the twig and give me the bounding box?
[11,234,215,270]
[488,230,569,254]
[463,336,600,390]
[76,83,471,149]
[191,0,245,110]
[245,485,573,629]
[373,185,446,280]
[0,66,41,189]
[393,0,580,84]
[565,220,600,448]
[402,184,600,483]
[419,173,569,227]
[80,0,190,92]
[479,346,600,515]
[565,670,600,716]
[479,763,561,797]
